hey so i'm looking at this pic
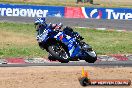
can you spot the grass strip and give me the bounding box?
[0,22,132,58]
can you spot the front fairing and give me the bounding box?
[54,32,82,58]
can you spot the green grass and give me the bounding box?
[0,22,132,58]
[0,0,91,7]
[0,0,132,8]
[0,46,48,58]
[0,22,48,58]
[75,28,132,55]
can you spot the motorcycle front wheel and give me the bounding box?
[48,44,69,63]
[84,51,97,63]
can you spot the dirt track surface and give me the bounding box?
[0,66,131,88]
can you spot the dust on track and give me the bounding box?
[0,66,131,88]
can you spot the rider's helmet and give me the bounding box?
[34,18,47,31]
[54,23,63,31]
[57,23,63,29]
[58,23,63,28]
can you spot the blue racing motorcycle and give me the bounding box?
[35,18,97,63]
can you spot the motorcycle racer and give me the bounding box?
[34,17,97,63]
[34,18,80,56]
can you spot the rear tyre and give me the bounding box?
[48,53,56,61]
[48,44,69,63]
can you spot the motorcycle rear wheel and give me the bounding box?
[48,44,69,63]
[48,53,56,61]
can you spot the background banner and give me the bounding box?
[65,7,132,20]
[0,4,64,17]
[0,4,131,20]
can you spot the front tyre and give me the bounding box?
[48,45,69,63]
[85,51,97,63]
